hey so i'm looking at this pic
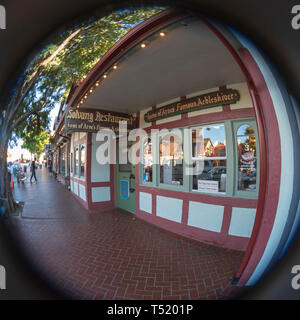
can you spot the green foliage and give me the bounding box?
[24,7,163,103]
[13,6,164,147]
[21,127,50,158]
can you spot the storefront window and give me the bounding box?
[160,133,183,185]
[60,147,66,176]
[70,153,73,173]
[80,145,86,177]
[236,124,257,191]
[75,147,79,175]
[191,124,227,193]
[53,153,57,173]
[119,143,132,172]
[138,119,258,198]
[142,137,152,182]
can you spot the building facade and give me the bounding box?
[52,9,300,287]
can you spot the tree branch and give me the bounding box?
[4,28,82,128]
[10,101,44,131]
[40,28,82,67]
[11,85,52,131]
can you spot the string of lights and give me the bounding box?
[76,30,167,109]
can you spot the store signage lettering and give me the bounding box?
[144,89,240,123]
[65,108,135,133]
[197,180,219,193]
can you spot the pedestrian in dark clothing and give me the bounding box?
[30,159,38,183]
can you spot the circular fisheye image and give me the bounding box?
[1,4,300,300]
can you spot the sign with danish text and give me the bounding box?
[65,108,135,133]
[144,89,240,123]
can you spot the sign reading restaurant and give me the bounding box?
[65,108,135,133]
[144,88,240,122]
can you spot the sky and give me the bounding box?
[49,102,61,133]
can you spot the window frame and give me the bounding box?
[158,128,186,191]
[70,152,73,174]
[189,123,227,195]
[74,146,79,176]
[139,118,259,199]
[233,119,260,198]
[79,144,86,178]
[60,145,66,177]
[140,134,155,187]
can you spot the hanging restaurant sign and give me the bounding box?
[144,88,240,123]
[65,108,136,133]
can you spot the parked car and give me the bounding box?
[192,165,226,190]
[207,166,226,180]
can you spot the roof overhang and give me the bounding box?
[56,9,246,133]
[79,16,245,114]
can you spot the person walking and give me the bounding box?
[30,158,38,183]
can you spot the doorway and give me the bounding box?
[115,141,136,214]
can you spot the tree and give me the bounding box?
[21,128,50,159]
[0,6,164,213]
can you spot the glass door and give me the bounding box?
[115,141,136,214]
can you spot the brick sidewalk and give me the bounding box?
[9,168,246,300]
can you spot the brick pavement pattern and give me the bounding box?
[9,168,246,300]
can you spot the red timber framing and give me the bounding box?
[137,102,257,251]
[70,132,115,211]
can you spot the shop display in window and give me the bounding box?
[237,124,257,191]
[191,124,227,193]
[80,145,86,177]
[160,134,183,185]
[75,147,79,175]
[60,147,66,176]
[142,137,153,182]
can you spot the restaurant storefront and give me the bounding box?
[60,83,258,250]
[52,9,300,287]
